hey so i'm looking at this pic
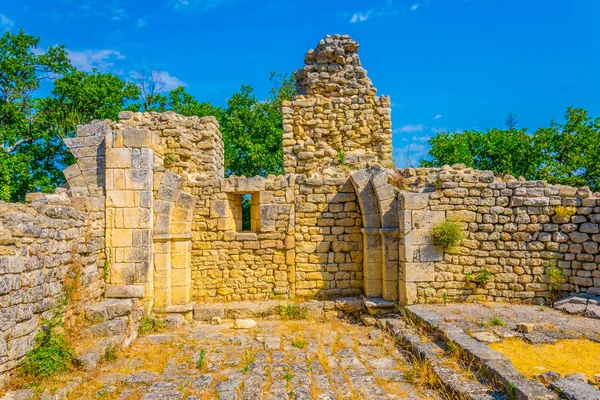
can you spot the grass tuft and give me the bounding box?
[277,303,309,320]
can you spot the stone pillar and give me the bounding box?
[363,229,383,297]
[105,128,155,307]
[398,193,443,304]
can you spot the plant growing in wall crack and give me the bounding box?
[20,326,74,378]
[432,219,463,249]
[546,260,566,303]
[465,266,492,287]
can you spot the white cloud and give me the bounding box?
[350,12,371,23]
[159,71,187,91]
[173,0,233,11]
[411,4,419,11]
[395,124,424,133]
[0,14,14,31]
[136,18,147,28]
[434,114,442,119]
[131,69,187,93]
[67,49,125,72]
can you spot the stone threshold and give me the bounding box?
[402,305,559,400]
[156,296,397,322]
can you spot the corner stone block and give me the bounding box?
[403,262,434,282]
[404,229,434,247]
[106,148,132,168]
[122,129,153,148]
[411,210,445,230]
[399,193,430,210]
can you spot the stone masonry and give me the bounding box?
[0,34,599,385]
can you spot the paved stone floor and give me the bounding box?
[60,319,441,399]
[424,303,600,342]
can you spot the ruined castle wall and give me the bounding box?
[293,175,364,298]
[283,35,393,176]
[398,165,600,304]
[0,191,105,381]
[190,175,293,301]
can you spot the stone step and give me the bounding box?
[85,299,135,323]
[550,377,600,400]
[402,305,558,400]
[192,298,363,321]
[377,317,503,400]
[362,296,396,315]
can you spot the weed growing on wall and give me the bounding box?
[546,261,566,297]
[553,206,577,220]
[465,266,492,287]
[334,148,346,166]
[20,326,74,378]
[432,219,463,249]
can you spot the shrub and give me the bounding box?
[487,317,505,327]
[432,219,463,249]
[554,206,577,220]
[277,303,309,320]
[138,315,164,335]
[20,326,74,378]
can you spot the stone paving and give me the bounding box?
[59,319,441,400]
[423,303,600,343]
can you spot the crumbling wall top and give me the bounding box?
[294,34,375,97]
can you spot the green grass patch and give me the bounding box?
[20,327,73,378]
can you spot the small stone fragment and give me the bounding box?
[233,319,257,329]
[534,370,561,385]
[360,314,376,326]
[211,317,222,325]
[517,323,534,333]
[565,372,588,382]
[472,331,500,343]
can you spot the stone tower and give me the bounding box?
[282,34,393,175]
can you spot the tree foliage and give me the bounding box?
[0,28,293,202]
[422,107,600,191]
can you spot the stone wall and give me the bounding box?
[0,190,105,383]
[398,164,600,304]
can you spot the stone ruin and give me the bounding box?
[0,34,599,384]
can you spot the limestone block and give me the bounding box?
[447,210,477,222]
[403,262,434,282]
[411,210,445,230]
[400,193,429,210]
[106,148,132,168]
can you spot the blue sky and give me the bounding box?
[2,0,599,167]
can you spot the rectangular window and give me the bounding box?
[228,193,260,232]
[241,193,252,231]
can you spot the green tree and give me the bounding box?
[422,107,600,191]
[221,72,294,177]
[0,30,72,201]
[0,30,140,202]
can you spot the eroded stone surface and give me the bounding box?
[41,320,442,399]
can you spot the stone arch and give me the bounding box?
[152,171,196,311]
[350,168,383,297]
[350,166,401,301]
